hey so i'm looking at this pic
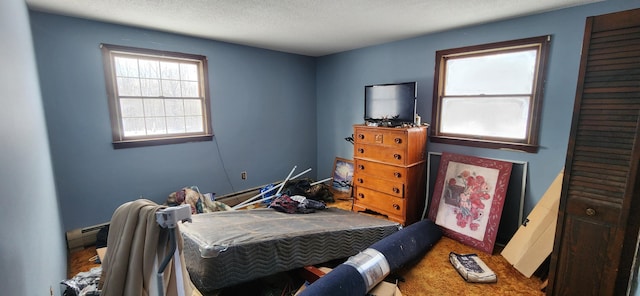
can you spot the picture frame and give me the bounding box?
[427,152,512,253]
[331,157,354,199]
[423,152,527,247]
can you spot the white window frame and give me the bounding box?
[431,36,551,153]
[101,44,213,149]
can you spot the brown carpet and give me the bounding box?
[331,199,544,295]
[68,199,544,295]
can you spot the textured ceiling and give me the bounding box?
[26,0,602,57]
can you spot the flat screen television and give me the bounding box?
[364,81,417,126]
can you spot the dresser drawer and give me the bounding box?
[355,159,407,182]
[353,173,404,198]
[354,187,405,218]
[354,127,408,149]
[355,143,407,166]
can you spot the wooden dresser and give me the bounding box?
[352,124,428,226]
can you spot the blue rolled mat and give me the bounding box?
[299,219,442,296]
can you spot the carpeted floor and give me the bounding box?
[331,199,545,296]
[68,199,545,295]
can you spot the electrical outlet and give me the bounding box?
[241,171,247,180]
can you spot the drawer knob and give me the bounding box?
[357,178,363,184]
[395,138,402,144]
[586,208,596,216]
[393,204,400,210]
[393,187,400,194]
[394,153,401,160]
[358,164,365,170]
[358,193,365,199]
[358,134,365,140]
[394,172,401,178]
[358,148,365,154]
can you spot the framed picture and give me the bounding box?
[427,152,512,254]
[423,152,527,246]
[331,157,354,199]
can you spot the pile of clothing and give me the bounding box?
[268,178,334,214]
[269,194,327,214]
[61,267,101,296]
[166,186,231,214]
[279,178,334,203]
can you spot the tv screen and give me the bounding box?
[364,81,416,124]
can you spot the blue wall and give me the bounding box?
[28,0,640,232]
[30,12,318,231]
[1,0,66,294]
[316,0,640,217]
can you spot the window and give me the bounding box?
[431,36,550,153]
[101,44,213,148]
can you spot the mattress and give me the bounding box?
[179,207,400,293]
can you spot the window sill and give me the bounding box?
[430,135,539,153]
[113,134,213,149]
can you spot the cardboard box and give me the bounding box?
[369,281,402,296]
[501,170,563,277]
[96,247,107,263]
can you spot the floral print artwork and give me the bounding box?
[429,152,512,254]
[437,161,500,241]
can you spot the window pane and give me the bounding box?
[167,117,186,134]
[120,98,144,117]
[180,63,198,81]
[122,118,146,137]
[185,116,204,132]
[165,99,185,116]
[440,96,530,139]
[117,77,141,96]
[184,99,203,116]
[181,81,199,97]
[140,79,160,96]
[102,44,212,145]
[138,59,160,78]
[143,99,165,117]
[145,117,167,135]
[445,50,537,95]
[160,62,180,79]
[114,57,139,77]
[162,80,181,97]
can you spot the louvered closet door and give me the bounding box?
[548,8,640,296]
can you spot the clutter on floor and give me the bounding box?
[63,171,546,295]
[449,252,497,283]
[298,219,442,295]
[501,170,563,278]
[61,267,102,296]
[295,265,402,296]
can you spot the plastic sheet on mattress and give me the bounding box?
[179,207,401,292]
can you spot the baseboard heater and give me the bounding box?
[66,222,109,253]
[214,182,278,207]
